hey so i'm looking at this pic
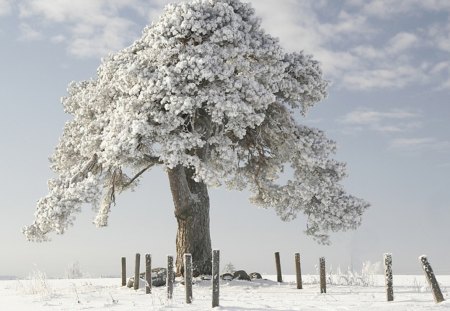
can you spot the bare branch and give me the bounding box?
[143,154,163,164]
[121,163,154,190]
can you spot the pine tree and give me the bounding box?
[24,0,369,276]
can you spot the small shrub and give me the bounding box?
[66,261,83,279]
[222,262,236,274]
[17,269,53,298]
[316,260,381,287]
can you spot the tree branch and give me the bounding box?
[70,154,99,183]
[121,163,154,189]
[143,154,163,164]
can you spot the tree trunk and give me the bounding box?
[167,164,212,276]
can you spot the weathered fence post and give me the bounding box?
[419,255,445,303]
[145,254,152,294]
[295,253,302,289]
[121,257,126,286]
[384,253,393,301]
[184,253,193,304]
[167,255,174,300]
[134,253,141,290]
[275,252,282,283]
[212,250,220,308]
[319,257,326,293]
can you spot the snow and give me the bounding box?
[2,275,449,310]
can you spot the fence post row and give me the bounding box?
[419,255,445,303]
[295,253,303,289]
[319,257,326,294]
[184,253,193,304]
[384,253,394,302]
[120,251,445,305]
[275,252,283,283]
[167,255,174,300]
[134,253,141,290]
[121,257,126,286]
[145,254,152,294]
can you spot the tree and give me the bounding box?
[24,0,369,276]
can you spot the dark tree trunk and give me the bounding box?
[167,164,212,276]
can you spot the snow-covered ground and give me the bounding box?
[1,274,450,310]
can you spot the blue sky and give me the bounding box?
[1,0,449,278]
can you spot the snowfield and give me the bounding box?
[1,275,449,310]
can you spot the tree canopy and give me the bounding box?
[24,0,368,244]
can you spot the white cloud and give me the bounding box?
[146,0,179,22]
[341,108,449,155]
[352,45,384,60]
[19,0,147,22]
[248,1,324,54]
[18,23,43,41]
[69,17,135,58]
[340,108,422,134]
[50,34,65,44]
[428,19,450,52]
[374,125,408,133]
[431,61,450,74]
[418,0,450,11]
[13,0,450,91]
[387,32,418,54]
[248,1,447,91]
[248,1,383,88]
[18,0,152,58]
[341,107,450,156]
[339,31,426,90]
[438,79,450,90]
[389,137,450,153]
[341,109,418,125]
[342,65,428,90]
[0,0,11,16]
[438,162,450,168]
[430,61,450,90]
[348,0,450,18]
[390,137,436,148]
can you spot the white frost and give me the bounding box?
[24,0,368,244]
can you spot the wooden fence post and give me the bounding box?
[319,257,326,293]
[121,257,126,286]
[167,255,174,300]
[384,253,393,301]
[275,252,282,283]
[184,253,193,304]
[134,253,140,290]
[212,250,220,308]
[145,254,152,294]
[295,253,302,289]
[419,255,445,303]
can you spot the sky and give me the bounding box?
[0,0,449,278]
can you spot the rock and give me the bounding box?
[127,267,168,288]
[127,276,147,288]
[220,273,234,281]
[249,272,262,280]
[151,267,167,287]
[200,275,212,281]
[180,278,198,285]
[233,270,251,281]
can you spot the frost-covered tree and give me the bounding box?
[24,0,368,276]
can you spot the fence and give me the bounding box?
[120,250,446,307]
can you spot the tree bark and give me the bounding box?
[167,164,212,276]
